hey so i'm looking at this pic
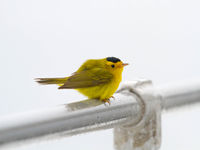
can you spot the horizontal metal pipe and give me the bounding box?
[157,80,200,110]
[0,92,141,148]
[1,80,200,148]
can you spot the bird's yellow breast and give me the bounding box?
[77,68,122,100]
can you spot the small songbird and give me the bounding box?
[35,57,128,103]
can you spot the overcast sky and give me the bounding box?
[0,0,200,149]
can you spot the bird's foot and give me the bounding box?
[110,96,115,100]
[102,99,111,105]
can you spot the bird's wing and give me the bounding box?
[58,68,113,89]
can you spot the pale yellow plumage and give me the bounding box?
[36,57,128,102]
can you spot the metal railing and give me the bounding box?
[0,79,200,150]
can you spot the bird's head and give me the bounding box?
[105,57,128,74]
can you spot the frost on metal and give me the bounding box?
[114,80,161,150]
[1,79,200,149]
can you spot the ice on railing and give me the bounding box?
[0,79,200,150]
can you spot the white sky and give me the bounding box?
[0,0,200,149]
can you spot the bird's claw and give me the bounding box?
[102,99,111,105]
[102,96,115,105]
[110,96,115,100]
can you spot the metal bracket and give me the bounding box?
[114,79,162,150]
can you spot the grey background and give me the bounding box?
[0,0,200,149]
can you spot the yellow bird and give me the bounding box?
[35,57,128,103]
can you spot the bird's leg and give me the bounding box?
[102,99,111,105]
[110,96,115,100]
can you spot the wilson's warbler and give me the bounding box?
[36,57,128,103]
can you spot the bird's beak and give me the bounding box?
[122,63,129,67]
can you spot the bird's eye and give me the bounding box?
[111,65,115,68]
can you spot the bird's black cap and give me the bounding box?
[106,57,121,63]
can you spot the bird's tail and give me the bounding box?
[35,77,68,85]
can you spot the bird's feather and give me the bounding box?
[35,77,67,85]
[58,68,113,89]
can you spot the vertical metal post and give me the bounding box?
[114,80,161,150]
